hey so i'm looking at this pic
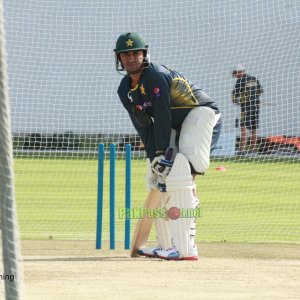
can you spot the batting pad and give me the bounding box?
[179,106,216,173]
[166,153,198,256]
[155,215,172,250]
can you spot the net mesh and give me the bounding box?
[3,0,300,244]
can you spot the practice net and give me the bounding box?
[3,0,300,246]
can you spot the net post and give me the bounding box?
[0,0,23,297]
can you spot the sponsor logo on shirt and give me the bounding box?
[140,84,146,95]
[153,87,160,97]
[127,91,133,103]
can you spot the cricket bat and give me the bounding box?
[130,189,163,257]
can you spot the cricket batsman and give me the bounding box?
[114,32,222,260]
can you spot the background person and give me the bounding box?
[231,64,263,154]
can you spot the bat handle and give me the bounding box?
[165,147,173,161]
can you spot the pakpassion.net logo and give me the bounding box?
[118,207,203,220]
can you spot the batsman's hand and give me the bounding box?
[146,158,158,192]
[151,155,173,180]
[146,171,158,192]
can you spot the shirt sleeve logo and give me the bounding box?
[153,87,160,97]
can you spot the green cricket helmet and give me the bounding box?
[114,32,150,72]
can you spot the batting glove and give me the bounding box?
[146,158,158,191]
[151,155,173,180]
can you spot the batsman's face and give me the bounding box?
[119,51,144,75]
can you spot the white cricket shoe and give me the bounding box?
[137,246,162,258]
[182,244,199,261]
[155,245,199,261]
[155,246,180,260]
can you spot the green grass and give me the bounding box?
[14,158,300,243]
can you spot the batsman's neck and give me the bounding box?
[129,72,142,88]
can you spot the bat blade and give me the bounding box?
[130,189,162,257]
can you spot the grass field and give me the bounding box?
[14,157,300,244]
[5,157,300,300]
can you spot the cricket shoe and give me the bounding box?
[181,244,199,261]
[155,246,180,260]
[137,246,162,258]
[155,245,199,261]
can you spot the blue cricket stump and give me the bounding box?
[96,143,131,250]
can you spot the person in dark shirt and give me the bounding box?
[232,65,263,154]
[114,32,221,260]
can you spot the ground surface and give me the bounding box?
[1,241,300,299]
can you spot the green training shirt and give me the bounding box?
[117,63,219,160]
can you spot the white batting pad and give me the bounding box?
[165,153,198,256]
[179,106,216,173]
[154,188,173,249]
[155,217,172,250]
